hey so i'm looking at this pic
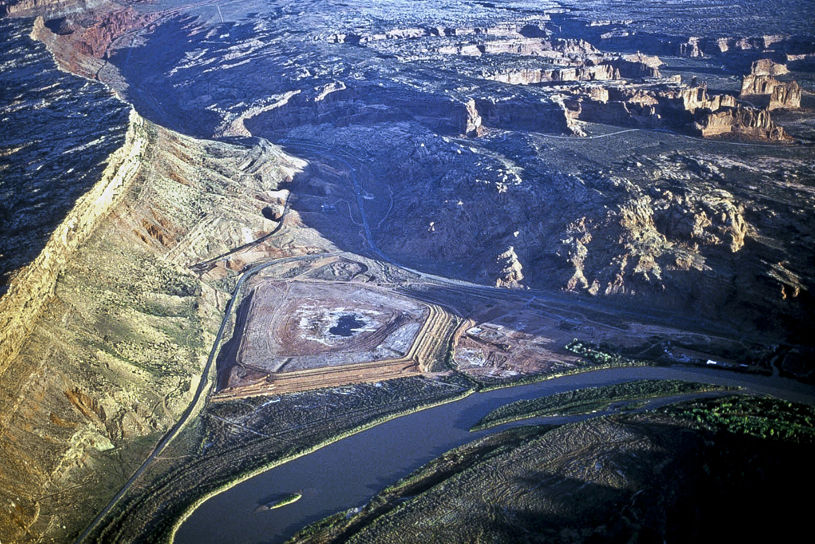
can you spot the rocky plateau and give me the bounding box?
[1,0,814,542]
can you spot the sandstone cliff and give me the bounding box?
[676,35,805,58]
[740,74,802,110]
[564,82,787,141]
[694,106,785,140]
[0,118,308,542]
[750,58,789,76]
[769,82,802,111]
[493,246,525,289]
[1,21,310,538]
[0,109,147,381]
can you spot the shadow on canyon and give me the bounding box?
[102,11,815,352]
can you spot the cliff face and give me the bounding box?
[0,118,308,542]
[695,106,785,139]
[675,34,808,58]
[741,74,802,110]
[493,246,525,288]
[563,83,787,141]
[1,15,313,541]
[0,0,105,17]
[1,16,132,285]
[769,82,802,110]
[30,9,158,80]
[750,58,789,76]
[0,109,147,380]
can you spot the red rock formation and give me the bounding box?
[740,74,801,110]
[750,58,789,76]
[30,7,157,80]
[0,0,95,17]
[71,8,156,59]
[694,106,785,140]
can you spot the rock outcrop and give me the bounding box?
[678,85,737,113]
[564,82,787,141]
[473,96,571,134]
[493,246,525,288]
[554,187,750,309]
[0,0,102,17]
[0,118,309,542]
[694,106,785,140]
[676,35,804,58]
[769,82,802,111]
[750,58,789,76]
[30,9,157,80]
[740,74,801,110]
[652,190,748,253]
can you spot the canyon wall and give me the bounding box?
[0,109,147,379]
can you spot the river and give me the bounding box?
[174,365,815,544]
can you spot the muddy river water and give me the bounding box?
[175,366,815,544]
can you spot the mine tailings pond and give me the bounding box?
[329,314,366,337]
[175,366,815,544]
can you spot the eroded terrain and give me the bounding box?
[0,0,814,542]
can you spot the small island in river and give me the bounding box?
[253,493,302,514]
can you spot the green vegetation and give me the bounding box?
[471,379,733,431]
[565,339,647,367]
[661,395,815,443]
[265,492,302,510]
[287,408,815,544]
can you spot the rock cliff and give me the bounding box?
[695,106,785,139]
[0,117,308,542]
[493,246,525,288]
[750,58,789,76]
[564,82,788,141]
[1,18,312,540]
[0,0,102,17]
[0,109,147,380]
[741,74,802,110]
[30,9,157,80]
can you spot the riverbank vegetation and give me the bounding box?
[90,375,475,543]
[661,394,815,442]
[287,395,815,544]
[255,492,302,512]
[471,379,733,431]
[285,426,556,544]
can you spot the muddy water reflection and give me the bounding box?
[175,366,815,544]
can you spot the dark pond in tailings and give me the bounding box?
[174,366,815,544]
[329,314,365,337]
